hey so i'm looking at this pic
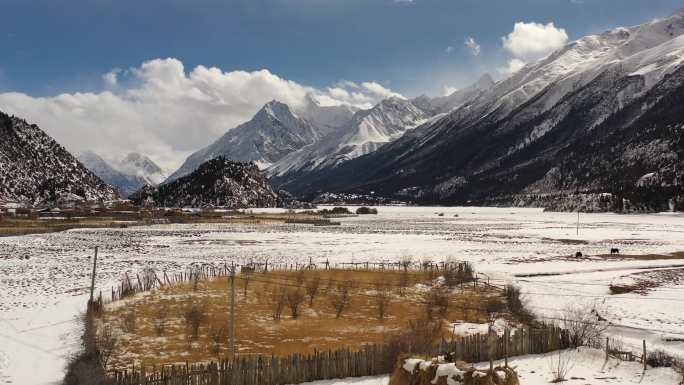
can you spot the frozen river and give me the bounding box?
[2,206,684,384]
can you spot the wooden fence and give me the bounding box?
[107,260,479,303]
[112,325,570,385]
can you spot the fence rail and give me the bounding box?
[112,325,569,385]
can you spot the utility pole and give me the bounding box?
[576,211,580,236]
[88,246,99,307]
[229,262,236,359]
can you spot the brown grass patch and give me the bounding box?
[100,269,504,371]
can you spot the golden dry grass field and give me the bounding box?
[98,268,506,371]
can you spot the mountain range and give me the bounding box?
[3,10,684,212]
[239,9,682,212]
[78,152,167,197]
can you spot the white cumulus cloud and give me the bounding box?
[0,58,403,171]
[502,21,568,61]
[464,37,481,56]
[498,58,527,76]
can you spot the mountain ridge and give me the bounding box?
[0,112,119,205]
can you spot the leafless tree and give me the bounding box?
[397,271,410,297]
[305,276,321,306]
[271,286,287,321]
[121,311,137,334]
[96,324,118,370]
[330,281,353,319]
[242,269,253,298]
[208,323,227,357]
[287,288,306,319]
[425,286,449,319]
[401,317,443,354]
[184,304,208,340]
[400,256,413,271]
[375,282,391,321]
[560,304,608,348]
[141,267,158,291]
[295,269,306,285]
[152,307,169,336]
[189,266,202,292]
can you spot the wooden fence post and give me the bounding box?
[643,340,647,371]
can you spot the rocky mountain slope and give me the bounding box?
[0,112,119,205]
[78,152,167,197]
[282,10,684,212]
[166,99,355,182]
[268,97,432,177]
[130,157,278,208]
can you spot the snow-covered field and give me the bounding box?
[2,206,684,384]
[293,348,681,385]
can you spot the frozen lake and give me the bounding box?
[2,206,684,384]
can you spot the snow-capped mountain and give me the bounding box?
[269,97,431,176]
[0,112,119,205]
[78,152,167,197]
[117,152,167,186]
[131,157,278,208]
[166,100,345,182]
[282,9,684,212]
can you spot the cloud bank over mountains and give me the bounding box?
[0,58,402,170]
[0,20,572,171]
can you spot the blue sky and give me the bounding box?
[1,0,682,97]
[0,0,682,169]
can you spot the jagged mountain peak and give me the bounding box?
[474,73,495,90]
[121,152,164,176]
[78,151,167,197]
[166,99,321,182]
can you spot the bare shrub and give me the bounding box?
[400,256,412,271]
[295,269,306,285]
[121,311,137,334]
[189,266,202,292]
[547,350,575,383]
[330,281,353,318]
[608,283,637,295]
[305,275,321,306]
[444,262,474,288]
[242,269,253,298]
[183,304,208,340]
[397,271,410,297]
[152,307,169,336]
[485,296,506,318]
[401,316,443,354]
[375,281,391,321]
[560,304,608,348]
[646,350,676,368]
[271,286,287,321]
[286,288,306,319]
[208,323,227,357]
[141,267,158,290]
[504,284,534,322]
[96,325,117,370]
[425,286,449,319]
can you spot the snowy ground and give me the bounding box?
[292,348,681,385]
[2,206,684,384]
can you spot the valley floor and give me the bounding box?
[2,206,684,384]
